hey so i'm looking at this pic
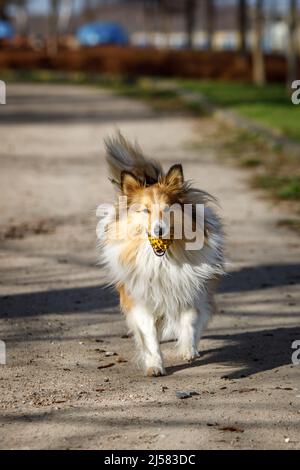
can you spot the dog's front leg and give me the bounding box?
[127,304,165,377]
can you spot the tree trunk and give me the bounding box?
[58,0,74,35]
[0,0,9,20]
[252,0,266,85]
[84,0,95,22]
[287,0,298,90]
[48,0,59,55]
[185,0,196,49]
[15,0,30,36]
[238,0,247,55]
[205,0,214,50]
[142,0,150,47]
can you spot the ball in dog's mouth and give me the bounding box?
[148,235,173,257]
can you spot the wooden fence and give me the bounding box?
[0,46,296,82]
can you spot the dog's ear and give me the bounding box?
[165,164,184,189]
[121,171,141,195]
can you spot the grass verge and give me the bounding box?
[178,79,300,142]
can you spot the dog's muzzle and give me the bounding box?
[148,235,173,257]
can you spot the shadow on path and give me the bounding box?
[1,263,299,379]
[167,326,300,378]
[0,284,118,318]
[220,263,300,293]
[1,263,299,318]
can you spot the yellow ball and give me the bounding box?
[148,235,173,252]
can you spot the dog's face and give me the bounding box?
[120,164,184,257]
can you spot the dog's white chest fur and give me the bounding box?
[101,228,223,317]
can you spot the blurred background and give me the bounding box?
[0,3,300,450]
[0,0,299,86]
[0,1,299,205]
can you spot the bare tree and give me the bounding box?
[58,0,75,35]
[48,0,59,54]
[287,0,298,89]
[238,0,247,55]
[160,1,171,48]
[13,0,29,36]
[142,0,151,46]
[0,0,29,35]
[84,0,96,22]
[184,0,196,49]
[252,0,266,85]
[205,0,214,50]
[0,0,9,20]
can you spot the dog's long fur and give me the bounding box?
[98,133,225,376]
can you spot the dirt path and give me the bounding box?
[0,83,299,450]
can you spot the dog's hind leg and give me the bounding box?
[177,308,202,362]
[127,304,165,377]
[177,281,219,362]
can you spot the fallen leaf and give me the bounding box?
[176,390,199,399]
[218,426,244,433]
[116,356,127,363]
[97,363,115,370]
[274,387,293,391]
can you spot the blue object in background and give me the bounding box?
[0,20,15,40]
[76,22,128,47]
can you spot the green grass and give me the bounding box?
[252,175,300,200]
[277,218,300,233]
[5,71,299,141]
[240,157,262,168]
[178,80,300,142]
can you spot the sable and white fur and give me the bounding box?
[98,133,224,376]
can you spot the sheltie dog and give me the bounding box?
[97,133,224,376]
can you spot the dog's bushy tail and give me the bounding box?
[105,132,162,189]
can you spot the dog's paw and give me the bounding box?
[146,366,166,377]
[182,350,200,363]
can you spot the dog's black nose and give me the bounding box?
[153,222,166,238]
[155,226,163,237]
